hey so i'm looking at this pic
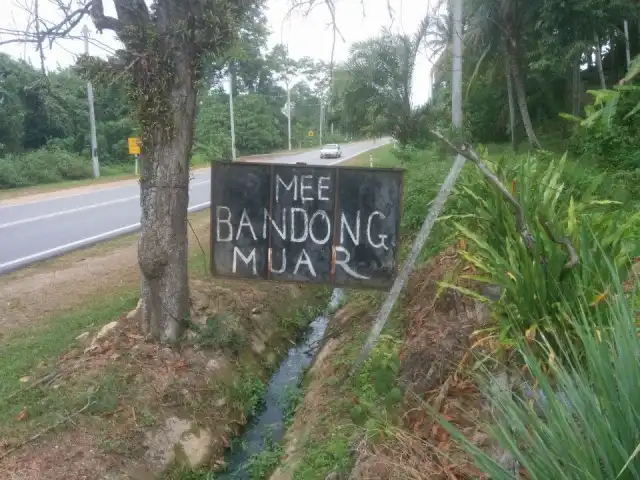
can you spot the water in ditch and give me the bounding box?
[217,288,344,479]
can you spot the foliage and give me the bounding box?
[329,24,432,146]
[293,321,404,480]
[398,147,457,237]
[229,370,267,418]
[186,313,247,354]
[0,146,93,188]
[239,433,284,479]
[444,149,639,351]
[561,55,640,172]
[444,254,640,479]
[0,36,342,188]
[280,383,304,426]
[419,0,640,152]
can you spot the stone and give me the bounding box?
[95,321,119,341]
[143,417,192,473]
[206,358,222,373]
[482,284,503,301]
[250,334,266,355]
[178,427,213,468]
[472,432,489,447]
[75,332,90,342]
[190,290,211,311]
[265,352,277,367]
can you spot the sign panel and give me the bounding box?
[307,130,314,137]
[210,163,403,289]
[128,137,141,155]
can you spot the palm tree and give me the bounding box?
[337,16,432,146]
[426,12,454,92]
[465,0,542,148]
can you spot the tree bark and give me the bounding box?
[137,53,197,344]
[505,55,517,151]
[594,35,606,89]
[505,41,541,149]
[572,52,581,116]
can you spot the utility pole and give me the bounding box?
[319,96,324,146]
[229,67,237,162]
[451,0,463,129]
[286,82,292,151]
[353,0,466,369]
[82,25,100,178]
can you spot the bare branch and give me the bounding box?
[431,131,581,279]
[34,0,47,75]
[0,3,90,47]
[91,0,123,33]
[539,216,580,274]
[429,130,535,249]
[0,398,95,460]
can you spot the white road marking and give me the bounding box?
[329,141,390,165]
[0,195,139,229]
[0,140,390,273]
[0,180,210,229]
[0,181,140,210]
[0,141,387,211]
[0,201,211,273]
[0,177,210,210]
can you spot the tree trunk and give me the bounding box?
[594,35,606,89]
[137,54,197,344]
[505,41,541,149]
[624,19,631,68]
[505,56,517,151]
[572,52,581,116]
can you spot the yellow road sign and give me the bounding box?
[128,137,141,155]
[307,130,314,137]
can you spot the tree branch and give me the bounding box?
[0,3,89,47]
[539,216,580,274]
[90,0,123,33]
[429,130,535,248]
[431,130,580,278]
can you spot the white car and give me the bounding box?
[320,144,342,159]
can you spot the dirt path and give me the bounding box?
[0,212,210,337]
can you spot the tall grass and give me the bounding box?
[443,149,640,349]
[444,248,640,479]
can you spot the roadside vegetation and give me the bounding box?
[269,0,640,477]
[1,0,640,478]
[0,38,350,190]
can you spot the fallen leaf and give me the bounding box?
[17,408,28,421]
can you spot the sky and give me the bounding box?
[0,0,434,105]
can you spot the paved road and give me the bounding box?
[0,139,389,274]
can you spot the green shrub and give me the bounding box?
[568,123,640,172]
[400,149,455,233]
[444,253,640,479]
[0,147,92,188]
[444,150,640,351]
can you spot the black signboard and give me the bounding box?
[210,163,404,289]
